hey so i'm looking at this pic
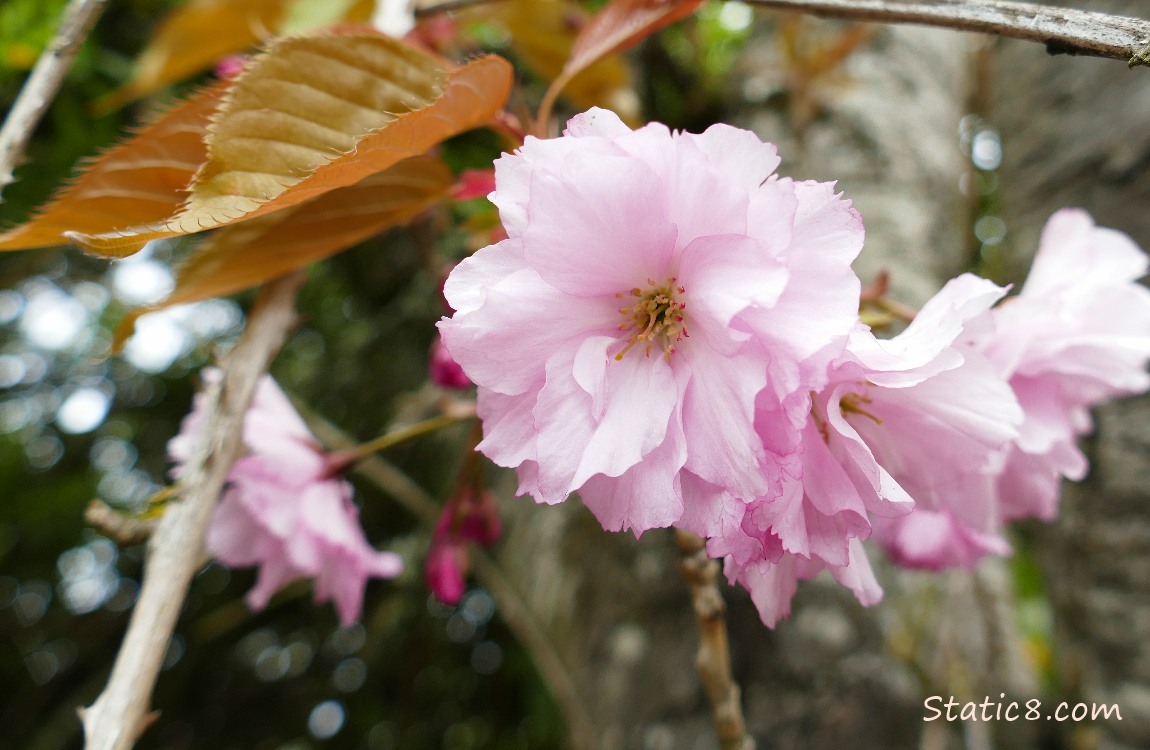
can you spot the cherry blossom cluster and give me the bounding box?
[438,108,1150,626]
[171,108,1150,628]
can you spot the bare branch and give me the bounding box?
[0,0,109,200]
[745,0,1150,65]
[675,529,754,750]
[79,272,306,750]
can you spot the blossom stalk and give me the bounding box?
[324,408,476,477]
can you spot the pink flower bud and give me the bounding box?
[214,55,248,80]
[430,337,472,390]
[426,540,467,605]
[458,488,501,547]
[451,169,497,201]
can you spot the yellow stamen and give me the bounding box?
[614,277,689,361]
[840,392,882,425]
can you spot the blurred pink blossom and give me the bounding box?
[846,274,1022,570]
[170,369,402,625]
[874,211,1150,572]
[976,208,1150,522]
[870,211,1150,573]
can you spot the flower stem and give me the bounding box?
[325,406,476,475]
[674,529,755,750]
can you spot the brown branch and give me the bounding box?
[675,529,754,750]
[415,0,1150,65]
[0,0,109,200]
[745,0,1150,65]
[79,272,306,750]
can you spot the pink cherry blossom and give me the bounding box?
[438,107,864,537]
[971,209,1150,522]
[714,274,1022,620]
[847,274,1022,570]
[170,369,402,625]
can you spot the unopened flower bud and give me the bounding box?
[430,337,472,390]
[426,540,467,605]
[458,488,501,547]
[214,55,248,80]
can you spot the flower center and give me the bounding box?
[614,278,689,361]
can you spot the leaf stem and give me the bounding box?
[324,406,476,475]
[0,0,109,200]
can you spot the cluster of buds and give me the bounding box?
[426,485,502,605]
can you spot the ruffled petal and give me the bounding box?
[578,412,686,535]
[677,342,770,499]
[523,155,678,297]
[687,124,782,195]
[475,389,538,469]
[534,336,678,502]
[439,246,618,396]
[564,107,632,138]
[676,234,788,356]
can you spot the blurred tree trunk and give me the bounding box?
[992,3,1150,747]
[494,17,1043,750]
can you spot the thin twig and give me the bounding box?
[323,406,477,475]
[85,499,157,547]
[0,0,109,200]
[79,272,306,750]
[675,529,754,750]
[307,414,599,750]
[745,0,1150,65]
